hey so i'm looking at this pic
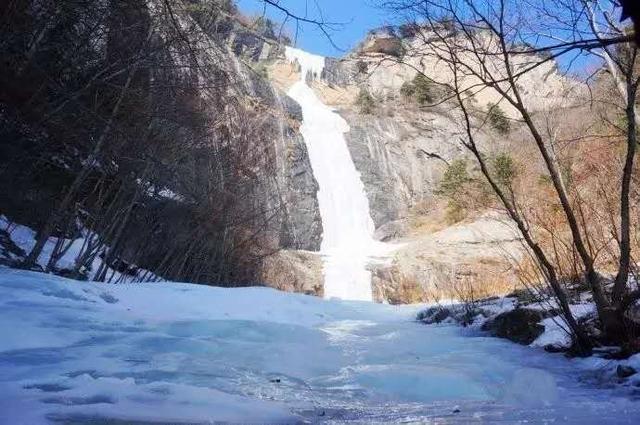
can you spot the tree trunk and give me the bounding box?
[453,84,592,351]
[613,82,638,303]
[96,164,150,282]
[22,67,136,268]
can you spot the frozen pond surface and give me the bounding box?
[0,268,639,424]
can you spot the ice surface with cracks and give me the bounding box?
[285,46,393,302]
[1,268,639,424]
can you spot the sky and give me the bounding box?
[235,0,386,57]
[233,0,604,75]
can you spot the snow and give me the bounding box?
[532,303,597,348]
[1,215,153,283]
[284,47,326,81]
[1,268,639,423]
[285,47,394,302]
[136,179,185,202]
[421,293,640,399]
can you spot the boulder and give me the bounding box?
[481,308,545,345]
[259,250,323,296]
[417,306,452,324]
[617,365,637,379]
[417,304,488,326]
[371,265,429,304]
[544,343,568,354]
[359,27,405,57]
[373,219,409,241]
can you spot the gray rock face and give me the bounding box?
[323,58,357,87]
[279,130,323,250]
[182,4,322,251]
[341,108,465,229]
[373,219,409,242]
[481,309,545,345]
[358,27,405,57]
[195,6,283,64]
[228,30,277,62]
[148,11,323,258]
[221,31,321,251]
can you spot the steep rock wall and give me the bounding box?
[230,59,322,252]
[341,108,465,232]
[0,0,322,286]
[287,27,581,302]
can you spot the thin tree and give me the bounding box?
[379,0,639,345]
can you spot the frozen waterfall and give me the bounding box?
[285,47,390,301]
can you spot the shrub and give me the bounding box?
[400,81,416,99]
[445,199,466,223]
[437,159,470,197]
[413,73,434,105]
[493,153,517,188]
[356,60,368,74]
[437,159,471,223]
[487,103,510,134]
[355,88,376,114]
[400,74,434,105]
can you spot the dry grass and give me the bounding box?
[507,106,640,282]
[426,259,520,303]
[406,199,457,236]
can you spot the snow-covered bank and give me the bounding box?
[417,295,640,390]
[1,215,152,283]
[1,268,639,423]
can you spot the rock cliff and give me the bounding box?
[0,3,583,300]
[263,26,580,302]
[0,0,322,286]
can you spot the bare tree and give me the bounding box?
[378,0,639,348]
[2,0,317,286]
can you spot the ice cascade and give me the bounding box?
[285,47,390,301]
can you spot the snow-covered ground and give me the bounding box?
[1,215,152,283]
[1,268,639,424]
[419,295,640,388]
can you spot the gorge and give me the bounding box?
[2,0,640,423]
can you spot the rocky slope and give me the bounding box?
[372,213,523,303]
[262,26,581,302]
[0,0,322,286]
[0,3,578,300]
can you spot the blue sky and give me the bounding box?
[235,0,386,57]
[234,0,599,75]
